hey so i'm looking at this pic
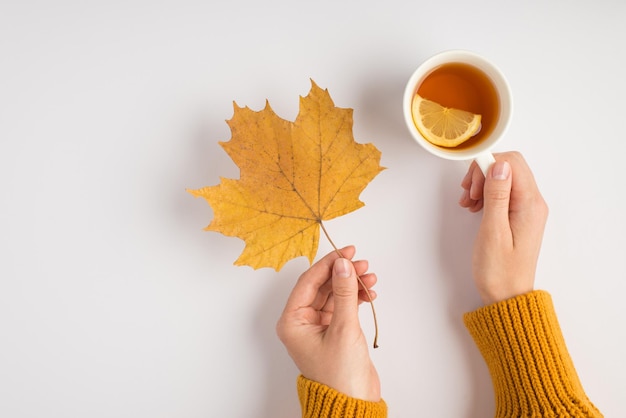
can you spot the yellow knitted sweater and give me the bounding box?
[297,290,602,417]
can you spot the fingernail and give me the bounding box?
[491,161,511,180]
[334,258,351,278]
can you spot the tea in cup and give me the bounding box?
[403,50,512,175]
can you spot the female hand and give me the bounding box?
[459,152,549,305]
[276,246,381,402]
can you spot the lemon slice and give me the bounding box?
[411,94,482,148]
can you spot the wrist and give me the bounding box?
[479,285,534,305]
[305,366,381,402]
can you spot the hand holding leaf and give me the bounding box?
[189,80,384,345]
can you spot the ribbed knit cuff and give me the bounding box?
[296,375,387,418]
[463,290,602,417]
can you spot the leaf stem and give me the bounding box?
[319,221,379,349]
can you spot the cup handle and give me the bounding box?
[474,152,496,177]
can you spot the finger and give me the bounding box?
[285,246,356,311]
[356,272,377,289]
[358,272,378,303]
[469,164,486,201]
[320,262,376,315]
[469,197,484,212]
[458,188,472,208]
[505,152,544,213]
[461,161,478,190]
[328,258,360,330]
[358,289,377,304]
[459,190,484,211]
[505,152,549,244]
[311,251,363,311]
[352,259,369,277]
[481,159,513,234]
[459,162,486,210]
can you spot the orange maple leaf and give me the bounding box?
[188,80,384,271]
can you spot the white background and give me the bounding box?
[1,1,624,417]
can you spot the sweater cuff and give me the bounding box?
[296,375,387,418]
[463,290,602,417]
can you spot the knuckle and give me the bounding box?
[535,196,549,219]
[332,284,354,299]
[486,188,510,204]
[275,317,287,341]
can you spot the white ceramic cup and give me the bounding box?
[403,50,512,175]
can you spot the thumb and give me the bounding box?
[482,160,513,229]
[329,258,359,328]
